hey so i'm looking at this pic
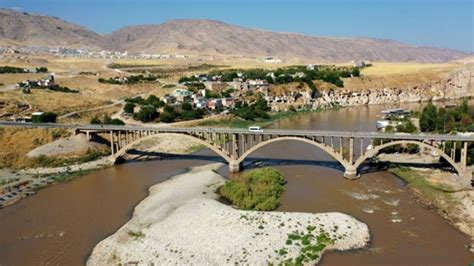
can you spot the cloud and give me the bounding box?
[9,6,23,11]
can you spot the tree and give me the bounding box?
[90,116,101,124]
[35,67,48,73]
[419,103,437,132]
[396,120,417,133]
[460,113,473,130]
[159,111,176,123]
[334,79,344,88]
[132,106,158,123]
[102,115,124,125]
[351,68,360,77]
[182,102,193,111]
[123,102,135,114]
[145,95,161,107]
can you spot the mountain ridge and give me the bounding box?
[0,8,468,63]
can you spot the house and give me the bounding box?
[247,79,269,90]
[353,61,366,68]
[263,56,282,63]
[222,97,240,108]
[307,64,315,70]
[194,98,208,109]
[204,81,229,91]
[163,95,176,104]
[208,99,223,110]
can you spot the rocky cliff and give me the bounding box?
[269,65,473,111]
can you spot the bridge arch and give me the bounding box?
[353,140,464,175]
[112,132,232,162]
[235,136,351,170]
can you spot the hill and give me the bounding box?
[0,9,104,49]
[107,19,468,63]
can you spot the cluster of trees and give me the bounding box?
[0,66,48,74]
[123,95,205,123]
[418,100,474,165]
[419,99,473,133]
[0,66,27,73]
[124,95,164,123]
[385,120,418,134]
[232,95,270,120]
[98,74,159,85]
[90,115,124,125]
[32,112,57,123]
[35,67,48,73]
[179,65,361,90]
[219,167,286,211]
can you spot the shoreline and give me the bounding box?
[389,167,474,252]
[87,163,371,265]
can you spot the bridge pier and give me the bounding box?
[229,160,242,173]
[343,166,360,180]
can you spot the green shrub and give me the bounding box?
[32,112,57,123]
[219,167,286,211]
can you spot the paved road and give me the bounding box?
[1,121,474,142]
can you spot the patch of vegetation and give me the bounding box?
[219,167,286,211]
[184,144,207,154]
[417,99,474,165]
[0,66,26,73]
[48,86,79,93]
[32,112,57,123]
[128,230,145,240]
[197,108,318,128]
[32,147,111,168]
[390,167,456,195]
[107,63,163,69]
[278,227,335,265]
[0,66,48,73]
[78,71,96,75]
[98,74,161,85]
[162,84,176,89]
[420,99,473,133]
[232,95,270,121]
[90,114,125,125]
[180,65,361,89]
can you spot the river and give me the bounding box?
[0,102,473,265]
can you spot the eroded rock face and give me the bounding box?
[270,65,473,111]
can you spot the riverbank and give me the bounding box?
[0,133,204,208]
[87,163,370,265]
[390,167,474,252]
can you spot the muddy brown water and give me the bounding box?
[1,102,473,265]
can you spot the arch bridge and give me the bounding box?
[1,121,473,186]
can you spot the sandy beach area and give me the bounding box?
[87,163,370,265]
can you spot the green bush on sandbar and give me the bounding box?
[219,167,286,211]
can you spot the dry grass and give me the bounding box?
[343,62,460,90]
[58,105,122,124]
[361,62,458,76]
[0,128,70,169]
[0,90,107,115]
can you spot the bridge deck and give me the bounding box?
[1,121,474,142]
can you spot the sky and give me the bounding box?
[1,0,473,52]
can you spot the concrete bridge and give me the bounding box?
[1,121,473,185]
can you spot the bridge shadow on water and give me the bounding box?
[119,149,456,176]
